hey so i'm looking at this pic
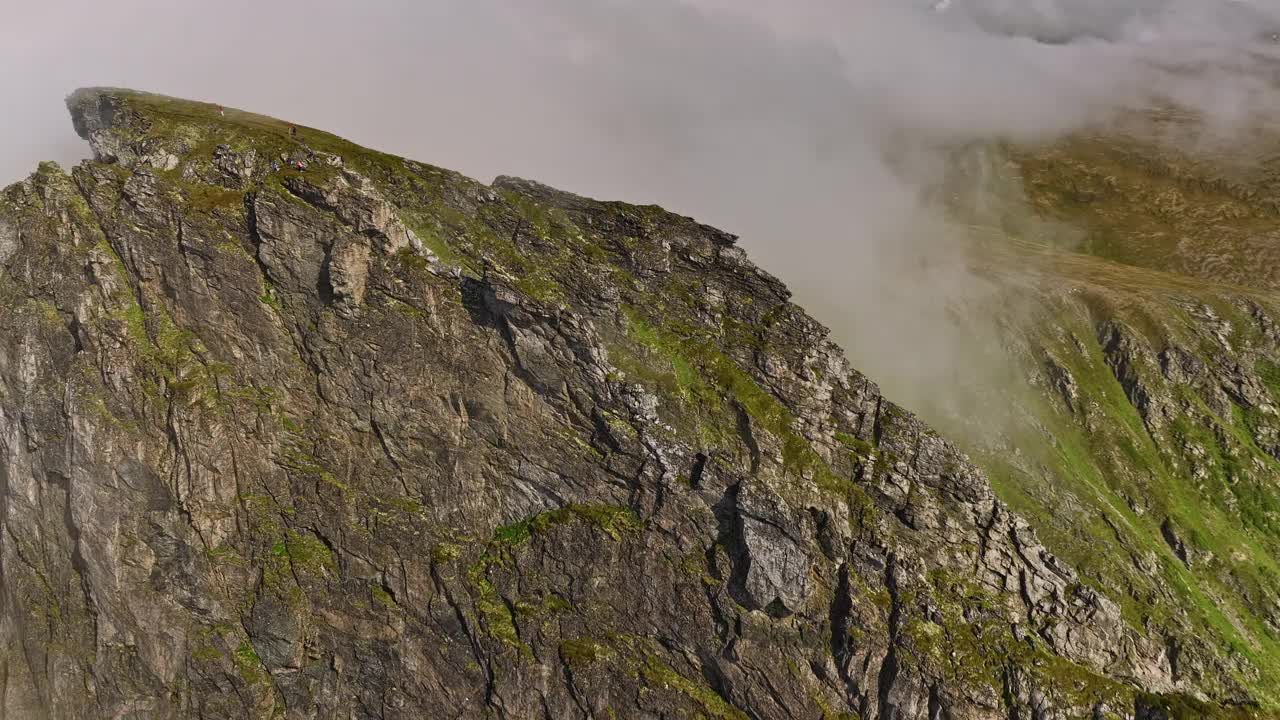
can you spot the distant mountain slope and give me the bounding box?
[1013,122,1280,290]
[924,123,1280,714]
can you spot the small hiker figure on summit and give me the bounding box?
[217,105,225,117]
[289,124,298,139]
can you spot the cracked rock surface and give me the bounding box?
[0,88,1264,719]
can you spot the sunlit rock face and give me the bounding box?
[0,88,1270,719]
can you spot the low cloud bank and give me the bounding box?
[5,0,1278,418]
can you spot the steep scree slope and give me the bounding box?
[0,89,1261,719]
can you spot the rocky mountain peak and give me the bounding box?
[0,89,1267,718]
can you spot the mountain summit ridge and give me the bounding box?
[0,88,1267,718]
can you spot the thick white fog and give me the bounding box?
[5,0,1280,415]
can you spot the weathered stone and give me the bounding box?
[0,87,1267,720]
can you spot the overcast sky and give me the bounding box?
[5,0,1280,415]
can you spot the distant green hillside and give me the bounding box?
[934,123,1280,710]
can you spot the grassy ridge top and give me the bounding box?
[1009,122,1280,291]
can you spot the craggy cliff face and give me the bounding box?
[0,89,1270,719]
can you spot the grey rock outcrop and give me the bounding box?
[0,88,1259,719]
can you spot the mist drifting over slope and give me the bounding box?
[6,0,1280,416]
